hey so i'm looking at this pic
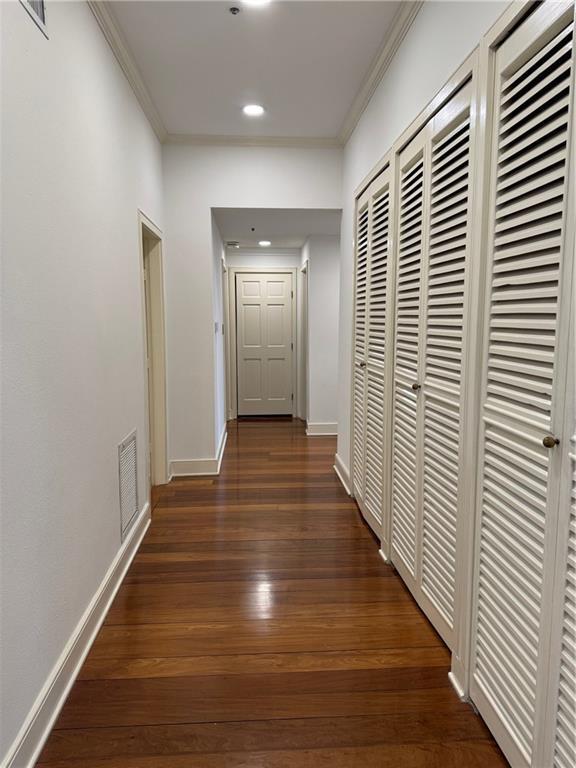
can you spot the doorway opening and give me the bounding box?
[231,268,297,417]
[139,212,168,487]
[213,207,341,434]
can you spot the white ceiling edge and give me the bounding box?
[338,0,424,144]
[88,1,168,141]
[226,247,302,254]
[166,133,342,149]
[89,0,423,149]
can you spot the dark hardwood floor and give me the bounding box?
[38,418,507,767]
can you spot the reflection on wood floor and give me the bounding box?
[38,418,508,767]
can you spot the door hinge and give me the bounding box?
[291,290,294,298]
[291,393,294,401]
[291,342,294,350]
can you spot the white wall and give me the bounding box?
[336,0,510,474]
[225,248,302,269]
[211,216,226,447]
[162,145,342,463]
[305,236,341,432]
[0,1,163,761]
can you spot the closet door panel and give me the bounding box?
[364,174,391,536]
[391,142,425,580]
[470,5,575,765]
[389,82,475,650]
[352,200,369,502]
[421,90,473,643]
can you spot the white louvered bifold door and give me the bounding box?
[352,198,369,506]
[364,169,392,541]
[390,84,475,650]
[352,166,394,542]
[420,84,474,647]
[469,3,575,766]
[391,131,426,581]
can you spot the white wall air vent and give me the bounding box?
[118,430,138,539]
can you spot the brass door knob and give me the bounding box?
[542,435,560,449]
[411,382,421,391]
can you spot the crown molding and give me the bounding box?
[88,1,167,142]
[338,0,424,145]
[88,0,422,151]
[164,133,342,149]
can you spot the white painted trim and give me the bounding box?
[138,211,169,487]
[338,1,424,144]
[19,0,49,39]
[2,504,151,768]
[333,452,352,496]
[88,1,167,142]
[215,426,228,475]
[170,426,228,478]
[379,549,391,565]
[165,133,341,149]
[306,422,338,436]
[448,671,467,702]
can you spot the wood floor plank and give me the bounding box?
[54,685,460,730]
[78,647,451,681]
[37,741,506,768]
[37,418,507,766]
[36,710,495,763]
[89,614,444,658]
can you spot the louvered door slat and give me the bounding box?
[471,10,575,766]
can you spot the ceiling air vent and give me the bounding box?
[226,241,240,249]
[118,430,138,540]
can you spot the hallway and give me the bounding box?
[38,419,506,767]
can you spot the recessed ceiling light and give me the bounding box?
[243,104,265,117]
[258,240,271,247]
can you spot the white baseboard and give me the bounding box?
[170,427,228,477]
[379,549,391,564]
[216,427,228,474]
[306,421,338,436]
[448,670,466,701]
[2,504,151,768]
[333,452,352,496]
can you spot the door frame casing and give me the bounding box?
[138,210,168,487]
[225,267,298,420]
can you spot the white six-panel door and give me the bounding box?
[469,3,575,765]
[236,273,293,416]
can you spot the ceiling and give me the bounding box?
[109,1,402,141]
[213,208,342,248]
